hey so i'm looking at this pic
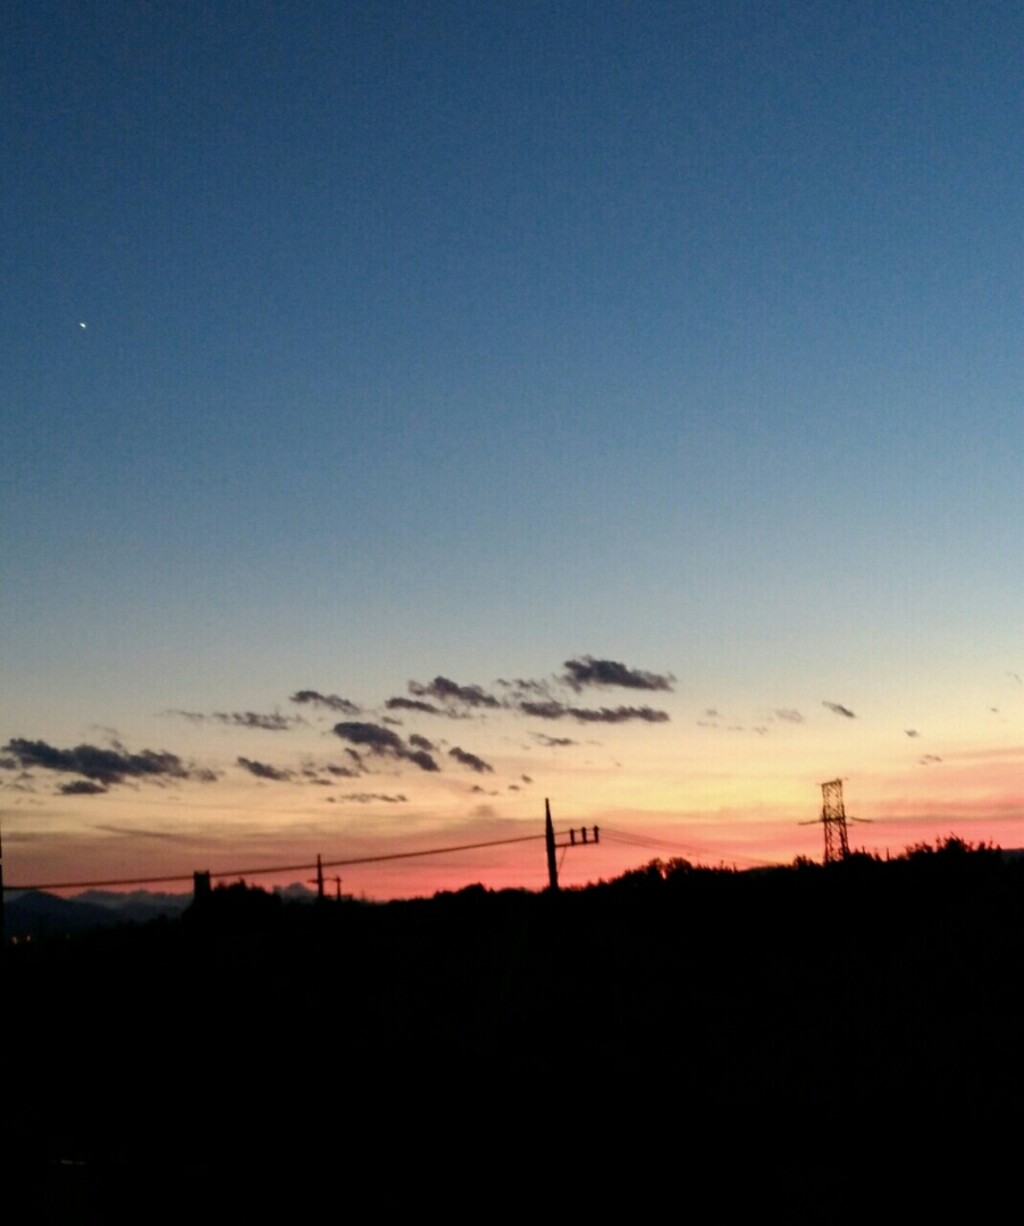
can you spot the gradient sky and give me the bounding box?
[3,1,1020,898]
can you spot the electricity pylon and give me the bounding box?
[799,778,867,863]
[818,778,850,863]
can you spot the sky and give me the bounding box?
[2,1,1020,899]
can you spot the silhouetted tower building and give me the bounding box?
[193,870,212,904]
[819,778,850,863]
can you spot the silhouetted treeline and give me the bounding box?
[6,839,1021,1215]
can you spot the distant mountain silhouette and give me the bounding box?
[75,888,192,923]
[4,889,119,939]
[3,882,321,940]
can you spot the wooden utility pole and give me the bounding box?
[308,854,326,902]
[545,798,558,891]
[545,800,600,890]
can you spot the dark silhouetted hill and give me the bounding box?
[4,841,1021,1213]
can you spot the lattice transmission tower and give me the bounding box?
[799,778,872,862]
[818,778,850,863]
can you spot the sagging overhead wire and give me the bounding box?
[3,831,549,893]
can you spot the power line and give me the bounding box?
[3,831,548,894]
[600,827,784,868]
[4,821,787,896]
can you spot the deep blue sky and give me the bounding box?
[3,3,1020,887]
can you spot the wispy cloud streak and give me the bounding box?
[519,701,669,724]
[290,691,360,714]
[449,746,494,774]
[408,676,500,709]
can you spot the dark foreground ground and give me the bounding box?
[4,845,1022,1216]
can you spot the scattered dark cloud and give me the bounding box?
[3,738,211,787]
[90,725,124,747]
[521,775,532,783]
[532,734,578,747]
[168,710,302,731]
[449,746,494,774]
[60,780,108,795]
[520,701,574,720]
[95,823,190,841]
[3,773,37,792]
[290,690,360,714]
[822,702,856,719]
[385,697,457,717]
[214,711,302,731]
[0,755,17,770]
[519,701,669,724]
[408,676,500,709]
[905,729,920,738]
[508,784,520,791]
[470,787,499,797]
[237,757,295,782]
[405,749,440,772]
[335,793,407,804]
[409,734,435,751]
[773,709,803,724]
[919,754,943,765]
[331,722,440,772]
[562,656,674,693]
[496,677,553,700]
[332,722,405,754]
[704,709,720,718]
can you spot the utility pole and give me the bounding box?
[308,854,326,902]
[545,799,558,891]
[544,799,600,890]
